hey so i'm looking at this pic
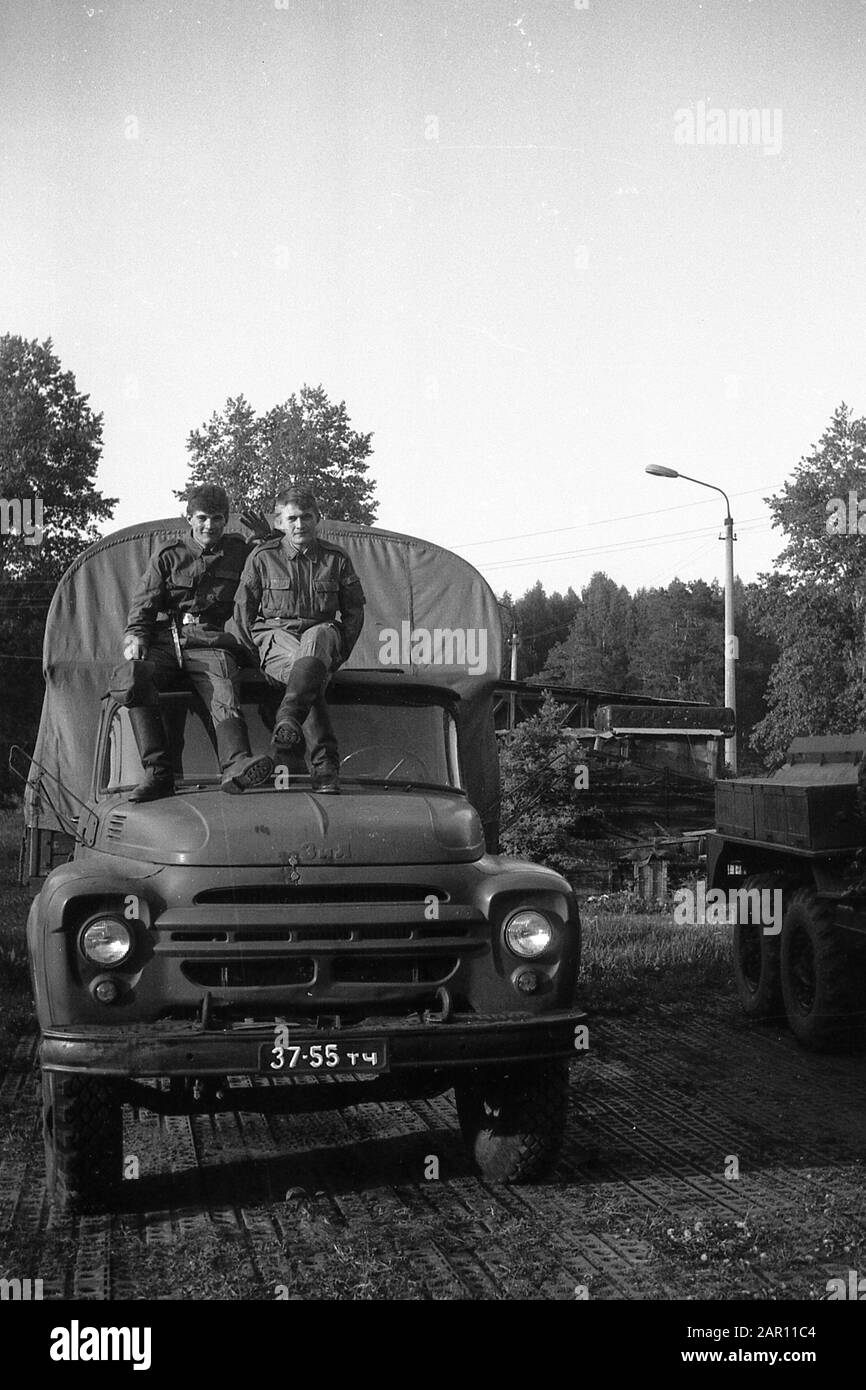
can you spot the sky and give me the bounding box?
[2,0,865,601]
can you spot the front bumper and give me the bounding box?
[41,1007,588,1077]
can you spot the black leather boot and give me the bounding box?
[273,657,328,751]
[215,716,274,794]
[306,695,340,793]
[311,767,341,794]
[127,706,175,803]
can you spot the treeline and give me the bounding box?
[501,403,866,769]
[500,575,778,767]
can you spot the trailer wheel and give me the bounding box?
[780,889,864,1050]
[42,1071,123,1215]
[731,873,786,1020]
[454,1060,569,1182]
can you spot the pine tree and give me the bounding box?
[539,573,633,690]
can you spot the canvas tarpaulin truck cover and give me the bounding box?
[25,517,504,846]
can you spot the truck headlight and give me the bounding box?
[504,909,553,958]
[80,918,133,968]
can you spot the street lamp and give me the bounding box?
[645,465,737,773]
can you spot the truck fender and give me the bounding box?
[31,871,158,938]
[471,860,577,924]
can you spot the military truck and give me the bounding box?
[708,735,866,1050]
[20,516,585,1212]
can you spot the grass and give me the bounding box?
[0,1206,596,1301]
[577,889,734,1014]
[633,1188,866,1301]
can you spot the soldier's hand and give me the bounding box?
[240,509,273,541]
[123,636,148,661]
[329,622,345,661]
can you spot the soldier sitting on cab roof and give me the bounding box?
[234,485,366,795]
[110,484,274,802]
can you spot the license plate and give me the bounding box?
[260,1039,389,1074]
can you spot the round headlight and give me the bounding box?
[504,909,553,958]
[81,918,132,967]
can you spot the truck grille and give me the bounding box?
[155,892,485,1009]
[182,959,315,988]
[177,949,458,992]
[332,957,458,984]
[194,886,448,906]
[168,924,469,944]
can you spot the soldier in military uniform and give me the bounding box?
[234,485,366,794]
[111,484,274,802]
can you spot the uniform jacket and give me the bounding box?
[125,531,256,649]
[234,535,366,662]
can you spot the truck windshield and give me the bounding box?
[101,692,462,794]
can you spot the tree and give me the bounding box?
[0,335,116,795]
[499,695,586,876]
[751,580,858,766]
[505,580,580,679]
[181,385,377,523]
[528,568,774,762]
[179,394,261,512]
[538,572,633,689]
[750,404,866,765]
[629,578,724,703]
[0,335,115,579]
[735,582,779,770]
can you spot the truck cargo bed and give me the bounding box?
[716,735,866,851]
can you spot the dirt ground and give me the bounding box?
[2,992,865,1301]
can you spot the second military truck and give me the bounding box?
[709,734,866,1050]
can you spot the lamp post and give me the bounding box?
[645,465,737,773]
[509,626,519,731]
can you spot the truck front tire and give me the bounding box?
[454,1060,570,1182]
[780,889,864,1050]
[732,873,786,1020]
[42,1071,123,1215]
